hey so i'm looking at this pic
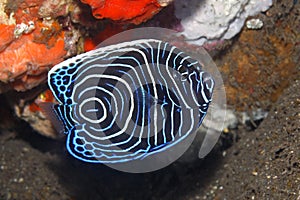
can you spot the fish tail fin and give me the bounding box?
[38,102,66,136]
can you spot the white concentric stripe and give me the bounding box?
[69,59,143,117]
[66,128,151,163]
[69,52,130,81]
[177,64,183,71]
[48,39,163,103]
[180,108,195,139]
[165,46,191,109]
[152,41,162,145]
[79,97,107,123]
[84,88,147,151]
[85,76,146,150]
[142,109,196,159]
[87,97,146,151]
[73,63,143,96]
[71,47,154,94]
[48,39,164,76]
[187,61,198,67]
[160,102,167,143]
[72,60,149,146]
[77,86,118,129]
[60,105,74,129]
[178,106,184,137]
[199,72,209,103]
[161,42,168,58]
[73,43,165,82]
[179,55,191,65]
[152,41,186,143]
[121,42,159,145]
[106,83,124,121]
[71,74,134,140]
[81,88,145,150]
[170,102,175,141]
[146,42,181,108]
[69,104,81,126]
[188,71,203,106]
[179,107,195,138]
[172,51,184,69]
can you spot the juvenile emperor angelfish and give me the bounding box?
[46,39,214,163]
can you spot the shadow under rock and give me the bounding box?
[1,94,226,200]
[47,147,224,200]
[15,119,65,154]
[11,118,225,200]
[0,109,229,200]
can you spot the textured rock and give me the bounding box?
[174,0,272,45]
[14,89,59,138]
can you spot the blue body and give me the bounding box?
[48,39,214,163]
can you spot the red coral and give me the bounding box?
[0,22,66,91]
[81,0,162,24]
[29,89,55,112]
[84,24,131,51]
[0,0,71,92]
[0,24,15,52]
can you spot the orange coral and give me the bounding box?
[0,24,15,52]
[81,0,162,24]
[0,22,66,91]
[0,0,69,92]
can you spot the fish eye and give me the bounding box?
[172,68,188,82]
[178,66,189,81]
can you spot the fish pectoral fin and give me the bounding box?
[39,102,66,135]
[39,102,74,136]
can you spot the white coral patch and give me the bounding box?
[174,0,272,45]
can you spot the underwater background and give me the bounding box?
[0,0,299,199]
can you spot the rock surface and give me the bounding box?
[174,0,272,45]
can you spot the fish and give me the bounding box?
[46,39,214,164]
